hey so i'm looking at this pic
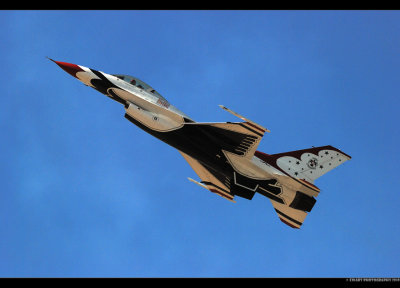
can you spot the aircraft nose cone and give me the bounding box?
[49,58,83,78]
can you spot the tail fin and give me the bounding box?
[269,145,351,183]
[255,145,350,228]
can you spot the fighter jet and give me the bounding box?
[50,59,351,229]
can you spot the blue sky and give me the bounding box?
[1,10,399,277]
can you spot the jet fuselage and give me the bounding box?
[51,59,351,229]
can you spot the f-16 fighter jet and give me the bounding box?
[50,59,351,229]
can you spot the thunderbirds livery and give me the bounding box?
[50,59,351,229]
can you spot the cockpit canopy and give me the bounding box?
[113,74,169,103]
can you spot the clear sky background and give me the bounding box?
[1,10,399,277]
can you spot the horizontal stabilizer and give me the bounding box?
[270,199,308,229]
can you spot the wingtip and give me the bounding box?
[219,104,269,132]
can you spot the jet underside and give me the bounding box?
[125,113,283,202]
[51,59,351,229]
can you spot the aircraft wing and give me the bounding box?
[184,122,265,159]
[179,151,236,202]
[183,105,269,159]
